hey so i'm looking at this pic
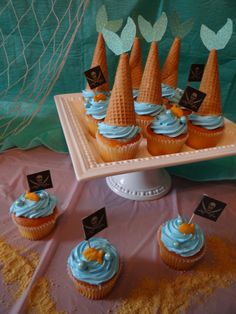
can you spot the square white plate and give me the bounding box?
[55,93,236,181]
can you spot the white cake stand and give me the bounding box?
[54,93,236,201]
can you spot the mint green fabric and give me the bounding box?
[0,0,236,181]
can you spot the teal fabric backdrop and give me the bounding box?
[0,0,236,181]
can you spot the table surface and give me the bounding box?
[1,147,236,314]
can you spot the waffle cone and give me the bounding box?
[105,53,135,126]
[137,41,162,104]
[86,32,109,92]
[161,37,181,88]
[129,37,143,89]
[199,49,222,115]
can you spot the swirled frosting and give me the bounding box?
[161,216,204,257]
[151,110,187,137]
[189,114,224,130]
[82,89,95,100]
[86,98,109,120]
[98,122,140,140]
[10,190,57,218]
[68,237,119,285]
[161,83,176,98]
[134,101,164,116]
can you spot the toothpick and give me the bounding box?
[87,239,91,248]
[188,213,195,224]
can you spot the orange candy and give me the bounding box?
[94,93,107,102]
[178,223,195,235]
[25,191,40,202]
[170,104,184,118]
[83,247,104,264]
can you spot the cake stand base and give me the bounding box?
[106,169,171,201]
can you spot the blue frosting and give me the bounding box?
[67,237,119,285]
[98,122,140,140]
[10,190,57,218]
[161,83,176,98]
[82,89,95,100]
[133,89,139,98]
[86,98,109,120]
[161,216,204,257]
[189,114,224,130]
[134,101,164,116]
[151,110,187,137]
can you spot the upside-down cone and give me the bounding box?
[161,37,181,88]
[86,32,109,92]
[198,49,222,115]
[129,37,143,89]
[137,41,162,104]
[104,53,135,126]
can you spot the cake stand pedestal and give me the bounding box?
[106,168,171,201]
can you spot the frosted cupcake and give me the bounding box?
[157,216,205,270]
[134,41,165,137]
[10,190,58,240]
[146,109,188,155]
[85,94,109,137]
[96,53,141,162]
[67,237,121,299]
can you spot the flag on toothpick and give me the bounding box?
[194,195,226,221]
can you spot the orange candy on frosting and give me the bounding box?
[178,223,195,235]
[94,93,107,102]
[170,104,184,118]
[25,191,40,202]
[83,247,104,264]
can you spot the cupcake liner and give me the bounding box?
[12,218,57,240]
[157,227,206,271]
[96,132,142,162]
[187,123,224,149]
[68,260,122,300]
[146,125,188,155]
[85,114,103,138]
[135,115,155,137]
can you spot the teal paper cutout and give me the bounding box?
[120,17,136,52]
[138,12,167,43]
[169,11,194,39]
[200,18,233,51]
[96,5,123,33]
[153,12,168,42]
[96,5,108,32]
[106,19,123,32]
[138,15,153,42]
[102,17,136,55]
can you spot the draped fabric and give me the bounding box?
[0,0,236,180]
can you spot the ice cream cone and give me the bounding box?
[198,49,222,115]
[129,37,143,90]
[86,32,109,92]
[137,41,162,105]
[105,53,135,126]
[161,37,181,88]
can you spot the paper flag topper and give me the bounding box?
[27,170,53,192]
[179,86,206,112]
[82,207,108,240]
[194,195,226,221]
[84,66,106,90]
[188,64,205,82]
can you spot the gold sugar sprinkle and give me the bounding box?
[116,236,236,314]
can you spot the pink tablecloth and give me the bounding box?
[1,147,236,314]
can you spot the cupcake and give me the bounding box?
[10,190,58,240]
[67,237,121,299]
[85,94,109,137]
[146,109,188,155]
[187,50,224,149]
[134,41,165,136]
[96,53,141,162]
[157,216,205,270]
[81,32,110,116]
